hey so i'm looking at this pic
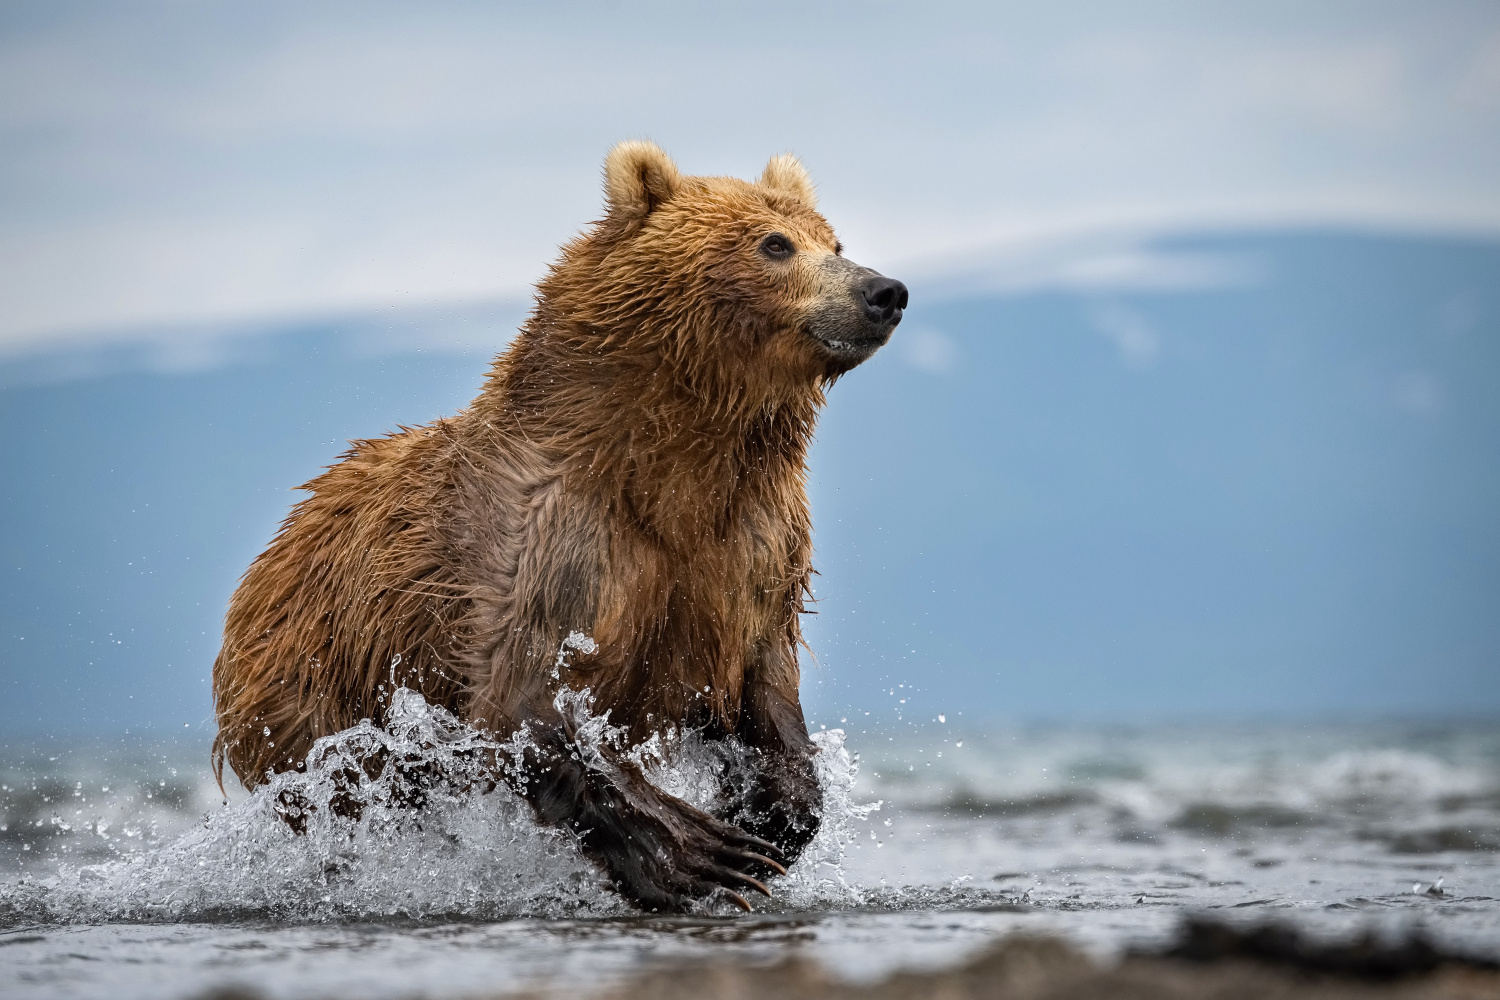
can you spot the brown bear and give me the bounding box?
[211,141,907,912]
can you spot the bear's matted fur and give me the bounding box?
[212,141,907,911]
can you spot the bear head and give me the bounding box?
[534,141,906,400]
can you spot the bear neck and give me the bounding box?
[476,316,823,546]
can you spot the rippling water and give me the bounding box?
[2,702,1497,999]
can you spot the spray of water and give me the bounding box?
[1,680,875,925]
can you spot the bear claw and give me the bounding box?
[734,850,788,877]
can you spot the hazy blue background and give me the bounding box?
[2,2,1498,733]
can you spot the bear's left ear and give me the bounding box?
[604,140,681,222]
[760,153,816,209]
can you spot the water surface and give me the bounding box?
[3,710,1496,998]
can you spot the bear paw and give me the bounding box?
[575,768,787,913]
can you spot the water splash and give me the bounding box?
[550,684,878,908]
[0,687,874,925]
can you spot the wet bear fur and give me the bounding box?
[211,141,905,912]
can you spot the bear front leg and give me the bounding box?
[727,672,823,866]
[513,716,787,913]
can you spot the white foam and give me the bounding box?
[0,687,875,924]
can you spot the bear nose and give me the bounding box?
[858,275,908,326]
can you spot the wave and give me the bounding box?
[0,688,876,926]
[856,726,1500,854]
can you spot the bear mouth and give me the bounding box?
[816,336,880,358]
[808,326,895,364]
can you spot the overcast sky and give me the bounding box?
[2,1,1498,355]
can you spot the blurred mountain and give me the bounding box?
[1,229,1496,734]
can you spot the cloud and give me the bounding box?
[1055,251,1256,290]
[1,2,1498,359]
[1089,302,1160,368]
[0,211,544,358]
[910,228,1266,301]
[0,297,529,389]
[1011,247,1260,295]
[900,328,959,375]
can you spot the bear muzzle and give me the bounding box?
[805,259,908,365]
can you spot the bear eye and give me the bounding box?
[760,233,795,260]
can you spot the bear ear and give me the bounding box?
[603,140,681,221]
[760,153,816,209]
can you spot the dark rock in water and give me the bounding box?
[936,789,1098,817]
[1160,916,1500,980]
[583,918,1500,1000]
[1386,827,1500,854]
[186,925,1500,1000]
[1169,802,1310,835]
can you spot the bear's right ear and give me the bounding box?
[603,140,681,223]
